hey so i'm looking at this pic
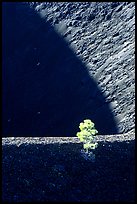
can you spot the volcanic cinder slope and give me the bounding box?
[2,2,135,136]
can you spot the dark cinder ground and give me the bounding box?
[2,2,135,201]
[2,135,135,202]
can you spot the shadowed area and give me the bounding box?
[2,2,118,136]
[2,141,135,202]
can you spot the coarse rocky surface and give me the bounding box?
[32,2,135,134]
[2,135,135,202]
[2,3,135,200]
[2,132,135,146]
[2,2,135,136]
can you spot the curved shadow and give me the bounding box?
[2,2,118,136]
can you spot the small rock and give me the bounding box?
[87,13,96,21]
[37,62,40,66]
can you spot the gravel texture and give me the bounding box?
[31,2,135,134]
[2,132,135,146]
[2,135,135,202]
[2,2,135,201]
[2,2,135,136]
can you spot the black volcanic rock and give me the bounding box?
[2,2,135,136]
[2,138,135,202]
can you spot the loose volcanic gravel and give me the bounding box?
[2,132,135,146]
[2,134,135,202]
[2,2,135,201]
[28,2,135,134]
[2,2,135,136]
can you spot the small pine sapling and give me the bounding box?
[76,119,98,161]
